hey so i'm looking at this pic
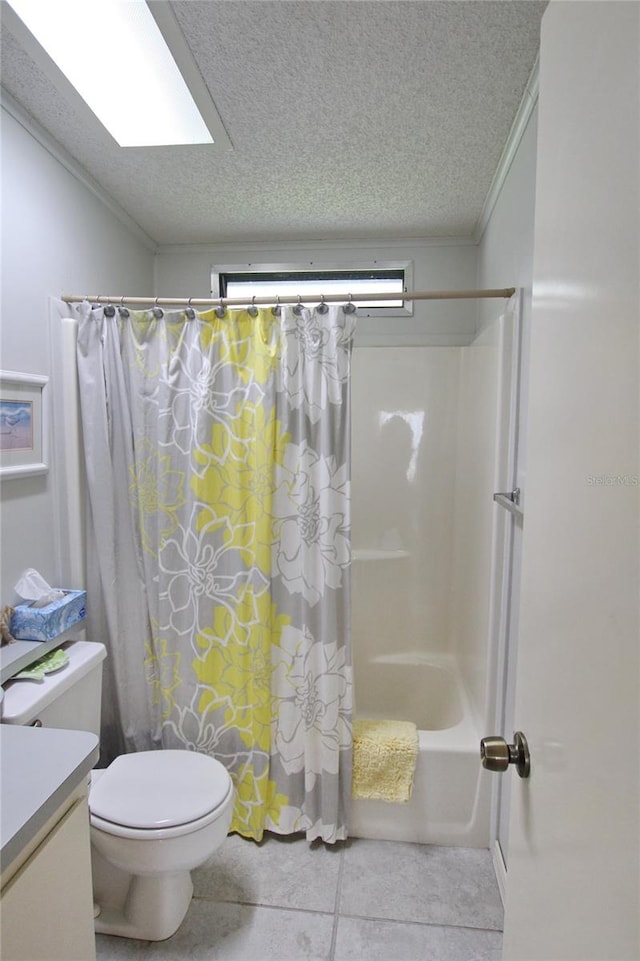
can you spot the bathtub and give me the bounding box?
[348,654,491,847]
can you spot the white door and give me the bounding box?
[501,3,639,960]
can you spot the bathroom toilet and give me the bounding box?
[1,639,234,941]
[90,748,234,940]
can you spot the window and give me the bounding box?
[212,262,413,317]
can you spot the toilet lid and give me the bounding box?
[90,750,232,829]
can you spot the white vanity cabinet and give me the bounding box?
[0,726,99,961]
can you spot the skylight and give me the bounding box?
[7,0,215,147]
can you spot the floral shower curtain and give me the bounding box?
[74,302,354,843]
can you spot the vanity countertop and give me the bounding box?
[0,725,99,871]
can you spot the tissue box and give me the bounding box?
[11,590,87,641]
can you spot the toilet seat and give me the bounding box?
[90,750,233,834]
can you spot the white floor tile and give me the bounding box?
[334,916,502,961]
[194,832,342,913]
[340,839,504,930]
[142,901,334,961]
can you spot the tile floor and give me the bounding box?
[95,834,503,961]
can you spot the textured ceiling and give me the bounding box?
[0,0,547,246]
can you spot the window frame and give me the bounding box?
[211,260,414,318]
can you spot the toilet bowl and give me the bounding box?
[90,749,234,941]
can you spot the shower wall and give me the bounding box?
[351,346,461,709]
[449,315,512,731]
[351,323,511,732]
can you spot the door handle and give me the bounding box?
[480,731,530,778]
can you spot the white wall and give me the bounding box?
[477,106,538,336]
[0,108,155,602]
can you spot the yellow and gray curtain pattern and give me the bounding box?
[75,302,354,843]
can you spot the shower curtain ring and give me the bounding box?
[318,293,328,314]
[272,294,281,317]
[215,298,226,319]
[294,294,304,315]
[344,293,356,314]
[185,296,195,320]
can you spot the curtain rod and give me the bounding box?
[61,287,516,308]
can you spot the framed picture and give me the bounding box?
[0,371,49,479]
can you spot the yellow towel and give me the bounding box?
[352,718,419,803]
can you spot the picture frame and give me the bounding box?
[0,371,49,479]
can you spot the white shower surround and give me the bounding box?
[349,323,510,847]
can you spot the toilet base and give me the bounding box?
[94,870,194,941]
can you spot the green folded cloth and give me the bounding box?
[14,647,69,680]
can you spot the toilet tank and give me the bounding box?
[1,640,106,735]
